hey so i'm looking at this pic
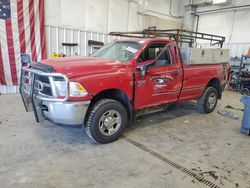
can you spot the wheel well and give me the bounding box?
[207,78,222,99]
[85,89,133,125]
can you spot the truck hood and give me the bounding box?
[41,57,125,78]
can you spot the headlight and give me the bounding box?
[53,78,88,98]
[69,82,88,97]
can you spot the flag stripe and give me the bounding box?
[23,0,31,56]
[17,0,26,54]
[0,0,46,86]
[0,20,13,85]
[6,19,18,85]
[34,0,41,61]
[0,42,7,85]
[28,0,37,61]
[39,0,46,59]
[11,0,21,85]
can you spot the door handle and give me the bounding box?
[172,70,179,75]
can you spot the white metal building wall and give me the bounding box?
[45,25,126,57]
[224,43,250,57]
[44,0,183,33]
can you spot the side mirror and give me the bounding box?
[136,59,156,79]
[21,54,31,67]
[136,65,147,79]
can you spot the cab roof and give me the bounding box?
[114,38,174,44]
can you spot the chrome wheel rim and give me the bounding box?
[207,93,216,109]
[99,110,121,136]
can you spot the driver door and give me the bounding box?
[134,42,182,109]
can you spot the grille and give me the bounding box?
[34,75,53,97]
[22,73,53,97]
[20,67,68,102]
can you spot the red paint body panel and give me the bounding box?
[179,64,226,102]
[41,38,229,110]
[133,41,183,109]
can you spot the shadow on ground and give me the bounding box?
[130,101,200,129]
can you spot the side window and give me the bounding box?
[156,48,172,67]
[137,43,172,67]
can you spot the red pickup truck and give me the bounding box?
[20,35,229,144]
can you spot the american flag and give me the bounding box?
[0,0,46,86]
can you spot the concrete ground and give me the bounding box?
[0,91,249,188]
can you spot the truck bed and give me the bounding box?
[179,63,228,102]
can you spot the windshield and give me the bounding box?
[91,41,141,62]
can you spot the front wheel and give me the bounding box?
[85,99,127,144]
[197,86,218,113]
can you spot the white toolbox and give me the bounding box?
[213,48,230,63]
[180,47,230,65]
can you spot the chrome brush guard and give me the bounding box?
[19,66,69,122]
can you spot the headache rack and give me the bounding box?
[109,28,225,48]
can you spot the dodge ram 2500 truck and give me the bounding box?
[20,36,230,144]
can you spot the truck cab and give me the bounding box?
[20,30,230,144]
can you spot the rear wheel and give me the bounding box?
[197,86,218,113]
[85,99,127,144]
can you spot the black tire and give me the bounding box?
[197,86,218,113]
[85,99,127,144]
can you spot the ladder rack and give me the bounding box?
[109,28,225,48]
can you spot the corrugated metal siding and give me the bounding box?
[45,25,124,57]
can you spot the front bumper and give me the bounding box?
[19,66,90,125]
[42,100,90,125]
